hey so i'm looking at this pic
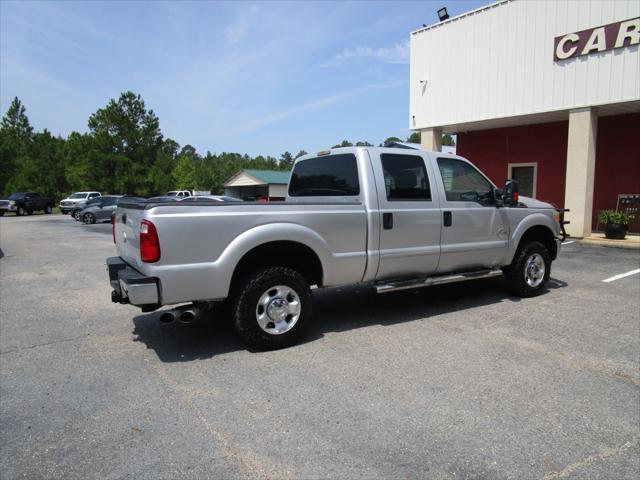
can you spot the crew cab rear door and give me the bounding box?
[434,156,509,273]
[370,150,441,280]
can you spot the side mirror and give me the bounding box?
[502,179,519,206]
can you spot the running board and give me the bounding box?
[375,269,503,294]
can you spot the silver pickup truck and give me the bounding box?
[107,147,567,349]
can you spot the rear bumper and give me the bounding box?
[107,257,160,311]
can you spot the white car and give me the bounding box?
[59,191,101,214]
[166,190,210,197]
[166,190,191,198]
[178,195,241,203]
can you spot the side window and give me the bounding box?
[101,197,117,206]
[437,158,495,205]
[89,193,99,198]
[289,154,359,196]
[381,154,431,201]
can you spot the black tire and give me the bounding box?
[83,212,96,224]
[503,241,551,297]
[44,205,52,214]
[17,206,26,216]
[0,211,4,216]
[232,267,312,350]
[26,209,33,215]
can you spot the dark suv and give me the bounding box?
[0,192,55,216]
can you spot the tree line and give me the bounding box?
[0,91,454,200]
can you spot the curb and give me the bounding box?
[577,238,640,250]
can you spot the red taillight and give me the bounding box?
[111,213,116,244]
[514,191,519,203]
[140,219,160,262]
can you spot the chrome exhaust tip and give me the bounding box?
[179,307,199,324]
[159,310,177,323]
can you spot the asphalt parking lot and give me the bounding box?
[1,214,639,479]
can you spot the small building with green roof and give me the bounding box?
[224,169,291,201]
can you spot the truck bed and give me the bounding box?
[113,198,371,304]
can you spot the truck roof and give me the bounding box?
[295,146,457,164]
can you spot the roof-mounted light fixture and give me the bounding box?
[437,7,449,22]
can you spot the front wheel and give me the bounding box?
[17,206,26,216]
[73,210,81,221]
[233,267,313,350]
[44,205,52,214]
[503,241,551,297]
[82,212,95,224]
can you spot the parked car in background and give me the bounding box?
[0,192,55,216]
[179,195,242,203]
[79,195,123,224]
[166,190,210,198]
[166,190,192,198]
[71,196,105,221]
[59,191,101,214]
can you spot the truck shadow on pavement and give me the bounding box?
[132,277,567,362]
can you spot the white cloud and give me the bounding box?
[238,80,405,133]
[333,40,409,64]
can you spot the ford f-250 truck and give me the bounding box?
[107,147,567,350]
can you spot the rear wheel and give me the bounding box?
[232,267,312,350]
[503,241,551,297]
[82,212,96,224]
[73,210,81,221]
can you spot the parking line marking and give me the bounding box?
[562,240,575,245]
[602,269,640,283]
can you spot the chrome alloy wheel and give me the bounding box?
[524,253,545,287]
[255,285,301,335]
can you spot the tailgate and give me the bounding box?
[114,199,148,267]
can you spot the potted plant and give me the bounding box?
[598,210,630,240]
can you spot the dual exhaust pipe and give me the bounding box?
[159,305,200,324]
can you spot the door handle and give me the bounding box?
[443,211,452,227]
[383,212,393,230]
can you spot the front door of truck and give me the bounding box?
[434,156,509,273]
[372,151,442,280]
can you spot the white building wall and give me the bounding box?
[409,0,640,131]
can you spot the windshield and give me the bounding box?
[69,193,87,199]
[8,193,25,200]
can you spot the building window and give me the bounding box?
[508,163,537,198]
[381,154,431,201]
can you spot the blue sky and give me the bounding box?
[1,0,488,157]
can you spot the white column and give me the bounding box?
[420,127,442,152]
[564,108,597,238]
